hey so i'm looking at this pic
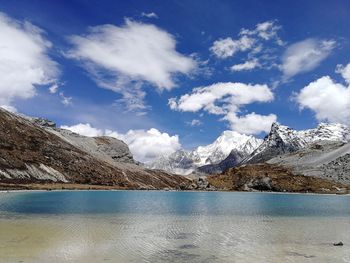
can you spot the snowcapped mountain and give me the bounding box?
[244,122,350,164]
[148,131,263,175]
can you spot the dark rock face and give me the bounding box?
[247,177,274,191]
[197,149,245,174]
[333,242,344,246]
[243,123,306,164]
[0,109,192,190]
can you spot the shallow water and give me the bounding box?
[0,191,349,262]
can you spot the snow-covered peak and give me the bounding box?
[193,130,262,166]
[148,130,263,174]
[244,122,350,164]
[304,123,350,142]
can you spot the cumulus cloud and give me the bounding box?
[224,112,277,134]
[231,59,260,71]
[0,12,59,107]
[141,12,158,19]
[296,64,350,124]
[169,82,275,134]
[66,19,196,111]
[106,128,181,163]
[61,123,181,163]
[210,20,282,59]
[61,123,103,137]
[169,82,274,113]
[281,38,335,79]
[210,35,255,59]
[336,63,350,84]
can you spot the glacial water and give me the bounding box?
[0,190,349,262]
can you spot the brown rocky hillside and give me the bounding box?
[0,109,192,190]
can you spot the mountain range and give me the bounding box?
[149,122,350,176]
[1,107,349,193]
[148,131,262,175]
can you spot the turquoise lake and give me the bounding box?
[0,191,349,262]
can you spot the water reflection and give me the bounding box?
[0,191,350,262]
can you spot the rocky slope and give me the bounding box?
[268,141,350,184]
[0,109,192,190]
[148,131,262,175]
[207,136,350,193]
[208,163,349,194]
[243,122,350,164]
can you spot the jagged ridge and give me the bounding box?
[243,122,350,164]
[148,131,262,175]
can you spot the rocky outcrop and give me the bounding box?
[208,163,349,193]
[0,109,192,190]
[268,141,350,184]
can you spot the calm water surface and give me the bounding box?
[0,191,349,262]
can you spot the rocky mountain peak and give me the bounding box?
[243,122,350,164]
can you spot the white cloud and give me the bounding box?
[106,128,181,163]
[241,21,283,44]
[67,19,196,111]
[61,123,103,137]
[49,83,59,94]
[336,63,350,84]
[61,123,181,163]
[141,12,158,19]
[231,59,260,71]
[169,82,275,134]
[170,82,274,113]
[188,119,202,126]
[210,36,255,59]
[224,112,277,134]
[211,20,282,59]
[0,12,59,106]
[296,65,350,124]
[281,38,335,79]
[59,92,72,106]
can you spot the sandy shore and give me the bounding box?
[0,183,130,192]
[1,184,349,195]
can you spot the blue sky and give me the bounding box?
[1,0,350,162]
